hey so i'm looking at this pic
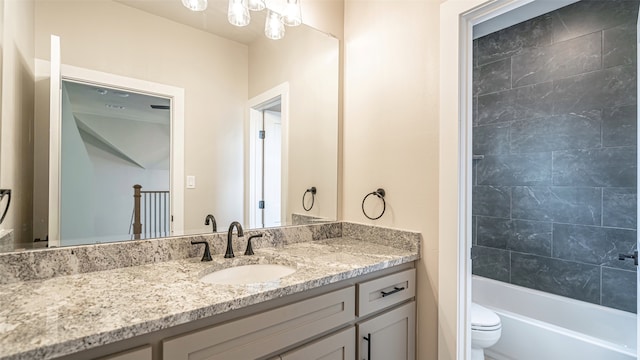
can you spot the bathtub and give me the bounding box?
[472,276,637,360]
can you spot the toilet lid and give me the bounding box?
[471,303,501,329]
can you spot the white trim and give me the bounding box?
[636,8,640,359]
[245,83,290,228]
[48,35,61,247]
[440,0,551,359]
[47,61,185,242]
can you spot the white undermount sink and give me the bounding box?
[199,264,296,285]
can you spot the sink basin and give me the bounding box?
[199,264,296,285]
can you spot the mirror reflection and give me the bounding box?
[0,0,339,250]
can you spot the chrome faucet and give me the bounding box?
[205,214,217,232]
[225,221,244,258]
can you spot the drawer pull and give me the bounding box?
[363,333,371,360]
[380,286,405,297]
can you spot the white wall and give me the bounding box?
[0,0,35,244]
[249,25,339,224]
[343,1,441,359]
[33,0,248,236]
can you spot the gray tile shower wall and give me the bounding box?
[472,0,639,313]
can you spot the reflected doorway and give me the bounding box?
[60,80,171,244]
[249,97,282,228]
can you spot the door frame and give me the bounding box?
[245,83,290,228]
[47,56,184,246]
[439,0,587,359]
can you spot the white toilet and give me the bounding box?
[471,303,502,360]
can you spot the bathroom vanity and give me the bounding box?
[0,222,420,360]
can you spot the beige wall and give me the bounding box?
[248,25,339,223]
[343,0,441,359]
[0,0,35,243]
[33,0,248,237]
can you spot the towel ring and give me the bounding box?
[302,187,317,211]
[0,189,11,225]
[362,188,386,220]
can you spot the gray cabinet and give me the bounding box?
[98,346,152,360]
[162,287,355,360]
[357,301,416,360]
[281,327,355,360]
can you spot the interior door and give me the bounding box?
[263,109,282,227]
[48,35,61,247]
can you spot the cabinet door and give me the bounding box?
[357,301,415,360]
[281,327,355,360]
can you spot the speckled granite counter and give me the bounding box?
[0,232,419,359]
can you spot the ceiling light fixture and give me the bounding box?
[283,0,302,27]
[181,0,207,11]
[228,0,250,27]
[226,0,302,40]
[264,10,285,40]
[247,0,265,12]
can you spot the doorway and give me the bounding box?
[59,80,171,244]
[246,83,289,229]
[440,0,639,359]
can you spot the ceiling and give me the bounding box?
[63,80,171,169]
[115,0,271,45]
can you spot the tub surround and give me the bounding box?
[0,222,420,360]
[472,0,638,313]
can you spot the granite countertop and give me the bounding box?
[0,236,419,359]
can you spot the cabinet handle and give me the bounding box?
[363,333,371,360]
[380,286,405,297]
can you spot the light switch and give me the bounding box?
[186,176,196,189]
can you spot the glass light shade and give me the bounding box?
[247,0,266,11]
[182,0,207,11]
[264,10,285,40]
[283,0,302,26]
[228,0,251,27]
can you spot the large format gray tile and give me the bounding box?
[511,252,601,304]
[603,188,637,229]
[476,14,552,66]
[602,267,637,313]
[477,82,554,125]
[510,110,602,153]
[512,186,602,225]
[477,216,510,249]
[475,58,512,96]
[476,153,552,186]
[477,217,552,256]
[473,186,511,218]
[473,122,510,155]
[553,147,637,187]
[552,224,637,270]
[552,65,637,114]
[472,216,477,245]
[604,22,637,68]
[511,219,553,256]
[602,105,637,147]
[472,246,510,282]
[551,0,640,43]
[512,32,601,87]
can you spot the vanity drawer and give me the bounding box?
[162,286,355,360]
[98,345,152,360]
[357,268,415,317]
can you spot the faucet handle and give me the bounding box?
[244,234,263,256]
[191,241,212,262]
